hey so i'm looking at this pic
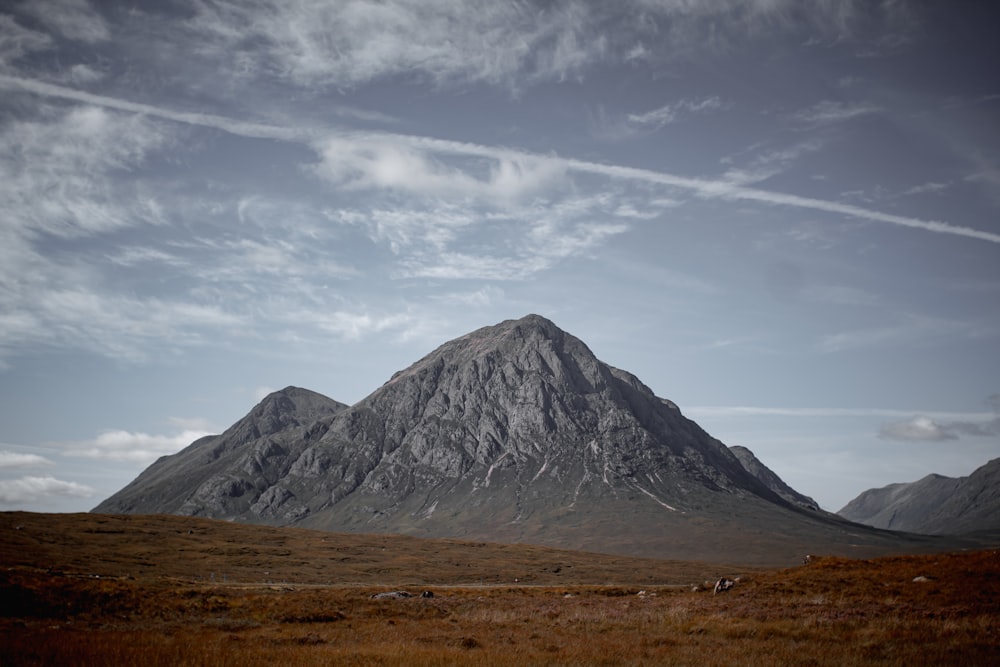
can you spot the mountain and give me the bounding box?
[96,315,949,565]
[93,387,348,521]
[837,458,1000,534]
[729,445,819,511]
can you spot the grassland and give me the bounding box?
[2,512,998,665]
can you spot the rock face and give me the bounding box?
[729,445,820,511]
[93,387,348,521]
[837,458,1000,534]
[95,315,942,564]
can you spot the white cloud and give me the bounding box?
[790,100,881,126]
[0,102,172,239]
[6,77,997,245]
[0,451,52,469]
[62,429,212,463]
[878,416,955,441]
[186,0,599,89]
[150,0,917,93]
[310,135,567,204]
[628,97,724,129]
[309,311,415,341]
[0,475,94,505]
[720,140,824,186]
[878,414,1000,442]
[902,181,950,196]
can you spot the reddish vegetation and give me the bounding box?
[2,513,998,665]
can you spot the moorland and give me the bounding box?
[1,512,998,665]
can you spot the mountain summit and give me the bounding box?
[95,315,933,564]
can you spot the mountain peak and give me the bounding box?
[383,314,593,390]
[95,315,879,564]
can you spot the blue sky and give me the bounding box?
[1,0,998,514]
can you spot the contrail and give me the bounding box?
[3,74,998,244]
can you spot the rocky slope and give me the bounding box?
[729,445,820,511]
[837,458,1000,534]
[93,387,348,521]
[96,315,947,564]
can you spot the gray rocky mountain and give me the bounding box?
[93,387,348,521]
[96,315,950,564]
[729,445,820,511]
[837,458,1000,534]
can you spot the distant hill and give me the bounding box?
[837,458,1000,534]
[95,315,955,565]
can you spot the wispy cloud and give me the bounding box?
[687,406,996,421]
[0,475,94,505]
[878,394,1000,442]
[179,1,893,90]
[18,0,110,44]
[310,135,568,203]
[720,140,824,186]
[5,76,996,246]
[61,428,213,463]
[879,415,1000,442]
[0,14,52,68]
[0,451,52,469]
[902,181,951,196]
[790,100,881,126]
[628,97,724,129]
[0,102,172,239]
[816,314,982,354]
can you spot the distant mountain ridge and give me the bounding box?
[837,458,1000,534]
[95,315,950,565]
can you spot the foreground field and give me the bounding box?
[1,513,998,665]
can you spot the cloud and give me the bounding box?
[902,181,950,196]
[878,414,1000,442]
[790,100,881,126]
[309,311,415,341]
[878,416,955,441]
[186,0,601,89]
[627,97,724,129]
[132,0,918,93]
[62,429,213,463]
[0,451,52,469]
[817,315,979,354]
[0,475,94,505]
[310,135,567,204]
[720,140,824,186]
[0,14,52,69]
[5,76,998,245]
[877,396,1000,442]
[0,102,172,239]
[687,406,997,421]
[19,0,110,43]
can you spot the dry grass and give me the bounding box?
[1,513,998,665]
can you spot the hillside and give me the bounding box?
[838,458,1000,534]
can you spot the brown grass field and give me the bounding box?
[1,512,998,665]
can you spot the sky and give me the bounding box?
[1,0,998,515]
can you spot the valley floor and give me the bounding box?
[3,549,999,666]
